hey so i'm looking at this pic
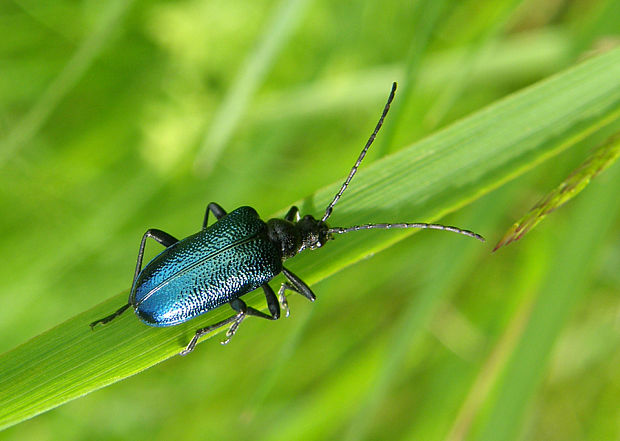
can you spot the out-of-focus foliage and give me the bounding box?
[1,0,619,440]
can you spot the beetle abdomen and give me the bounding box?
[131,207,282,326]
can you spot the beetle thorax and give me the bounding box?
[267,215,330,260]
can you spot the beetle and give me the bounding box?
[90,82,485,355]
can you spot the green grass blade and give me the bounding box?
[0,47,619,431]
[494,132,620,250]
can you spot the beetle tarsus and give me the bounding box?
[221,312,246,345]
[181,336,198,356]
[277,283,295,318]
[181,313,240,355]
[90,303,131,329]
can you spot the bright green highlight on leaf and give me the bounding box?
[0,47,620,431]
[494,132,620,250]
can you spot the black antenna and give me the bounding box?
[320,81,484,244]
[328,223,485,242]
[321,82,397,223]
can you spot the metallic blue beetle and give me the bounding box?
[90,83,484,355]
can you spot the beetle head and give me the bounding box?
[267,215,331,260]
[297,214,331,252]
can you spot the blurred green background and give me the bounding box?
[1,0,619,440]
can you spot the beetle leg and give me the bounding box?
[222,312,246,345]
[273,267,316,319]
[181,295,280,354]
[282,267,316,302]
[222,287,281,342]
[202,202,227,229]
[90,229,179,329]
[180,314,240,356]
[276,283,295,317]
[89,304,131,328]
[284,206,300,222]
[221,298,277,344]
[262,283,280,320]
[132,229,179,284]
